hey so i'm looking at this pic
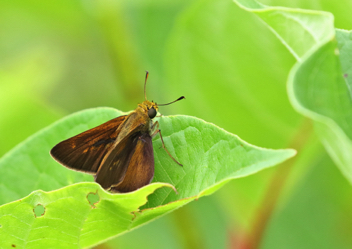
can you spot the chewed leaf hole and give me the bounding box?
[33,204,45,217]
[87,191,100,206]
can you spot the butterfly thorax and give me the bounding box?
[128,100,157,134]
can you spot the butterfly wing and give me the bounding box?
[94,111,154,191]
[52,111,155,192]
[112,133,154,193]
[95,132,154,192]
[50,115,127,173]
[94,131,141,189]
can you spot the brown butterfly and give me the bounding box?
[50,71,184,192]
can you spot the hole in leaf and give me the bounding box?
[12,244,16,247]
[33,204,45,217]
[87,191,100,207]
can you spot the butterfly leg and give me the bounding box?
[151,121,183,166]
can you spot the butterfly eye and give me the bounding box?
[148,107,157,119]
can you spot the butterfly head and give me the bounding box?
[141,100,158,119]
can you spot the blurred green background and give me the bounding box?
[1,0,352,248]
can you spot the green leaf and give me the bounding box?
[233,0,352,184]
[0,108,295,247]
[0,182,172,249]
[234,0,334,60]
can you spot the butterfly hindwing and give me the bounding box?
[111,133,154,193]
[94,131,141,189]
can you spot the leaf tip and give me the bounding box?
[287,148,297,157]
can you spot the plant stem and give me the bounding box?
[247,118,314,249]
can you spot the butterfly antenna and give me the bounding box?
[158,96,185,106]
[144,71,149,101]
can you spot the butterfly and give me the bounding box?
[50,71,184,192]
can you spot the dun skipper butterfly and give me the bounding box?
[50,72,184,192]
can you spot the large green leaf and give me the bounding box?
[0,182,172,249]
[233,0,352,183]
[0,108,295,248]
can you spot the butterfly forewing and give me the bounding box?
[50,116,126,173]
